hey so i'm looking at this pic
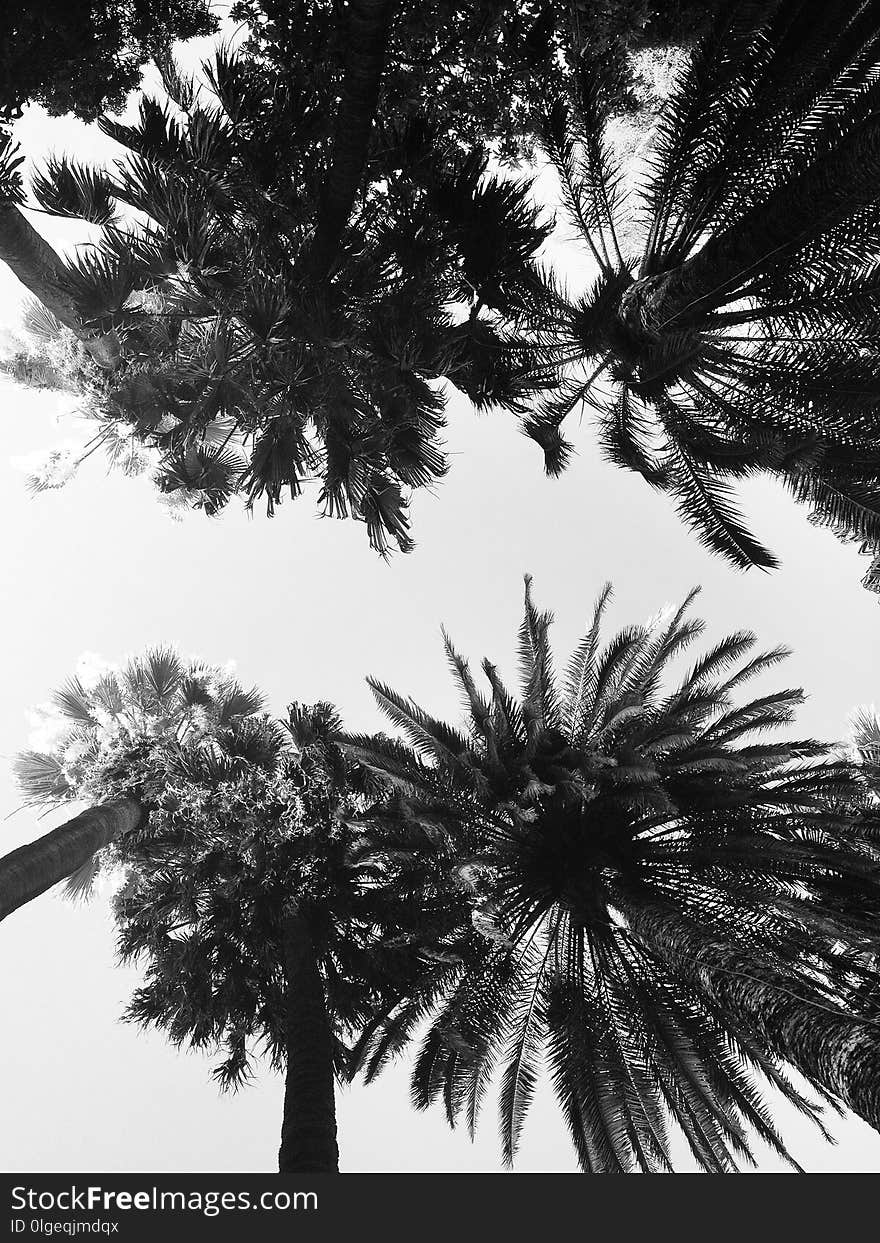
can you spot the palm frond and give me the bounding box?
[31,158,115,225]
[354,575,880,1168]
[13,751,72,806]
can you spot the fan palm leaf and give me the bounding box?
[2,648,268,921]
[20,40,551,552]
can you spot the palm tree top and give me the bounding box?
[111,700,465,1091]
[340,577,880,1173]
[12,46,551,554]
[349,574,821,803]
[518,2,880,582]
[13,646,265,896]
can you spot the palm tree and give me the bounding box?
[519,1,880,580]
[4,41,548,551]
[0,0,391,363]
[1,648,264,922]
[4,654,462,1172]
[340,577,880,1172]
[110,703,464,1172]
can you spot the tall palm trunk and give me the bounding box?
[0,205,118,367]
[306,0,396,279]
[0,798,143,923]
[278,910,339,1173]
[630,905,880,1129]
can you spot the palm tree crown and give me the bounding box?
[114,702,460,1092]
[521,0,880,580]
[14,647,264,897]
[342,577,880,1172]
[13,662,463,1170]
[20,49,548,553]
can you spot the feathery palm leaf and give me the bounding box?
[521,1,880,584]
[344,577,880,1171]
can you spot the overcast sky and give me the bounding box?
[2,26,880,1175]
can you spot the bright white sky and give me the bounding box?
[2,24,880,1175]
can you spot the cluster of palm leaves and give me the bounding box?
[342,578,880,1171]
[23,50,548,552]
[7,586,880,1172]
[113,702,464,1093]
[9,656,468,1172]
[515,0,880,577]
[13,2,880,581]
[13,648,264,898]
[8,0,880,1180]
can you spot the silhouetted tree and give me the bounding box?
[0,2,215,123]
[343,578,880,1170]
[519,1,880,581]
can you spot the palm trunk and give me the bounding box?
[0,798,143,923]
[628,904,880,1129]
[278,910,339,1173]
[0,205,118,367]
[305,0,396,280]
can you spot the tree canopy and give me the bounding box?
[7,1,880,583]
[511,1,880,579]
[8,588,880,1171]
[6,0,880,1179]
[2,45,549,551]
[342,578,880,1171]
[0,2,216,123]
[9,651,463,1170]
[114,704,461,1092]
